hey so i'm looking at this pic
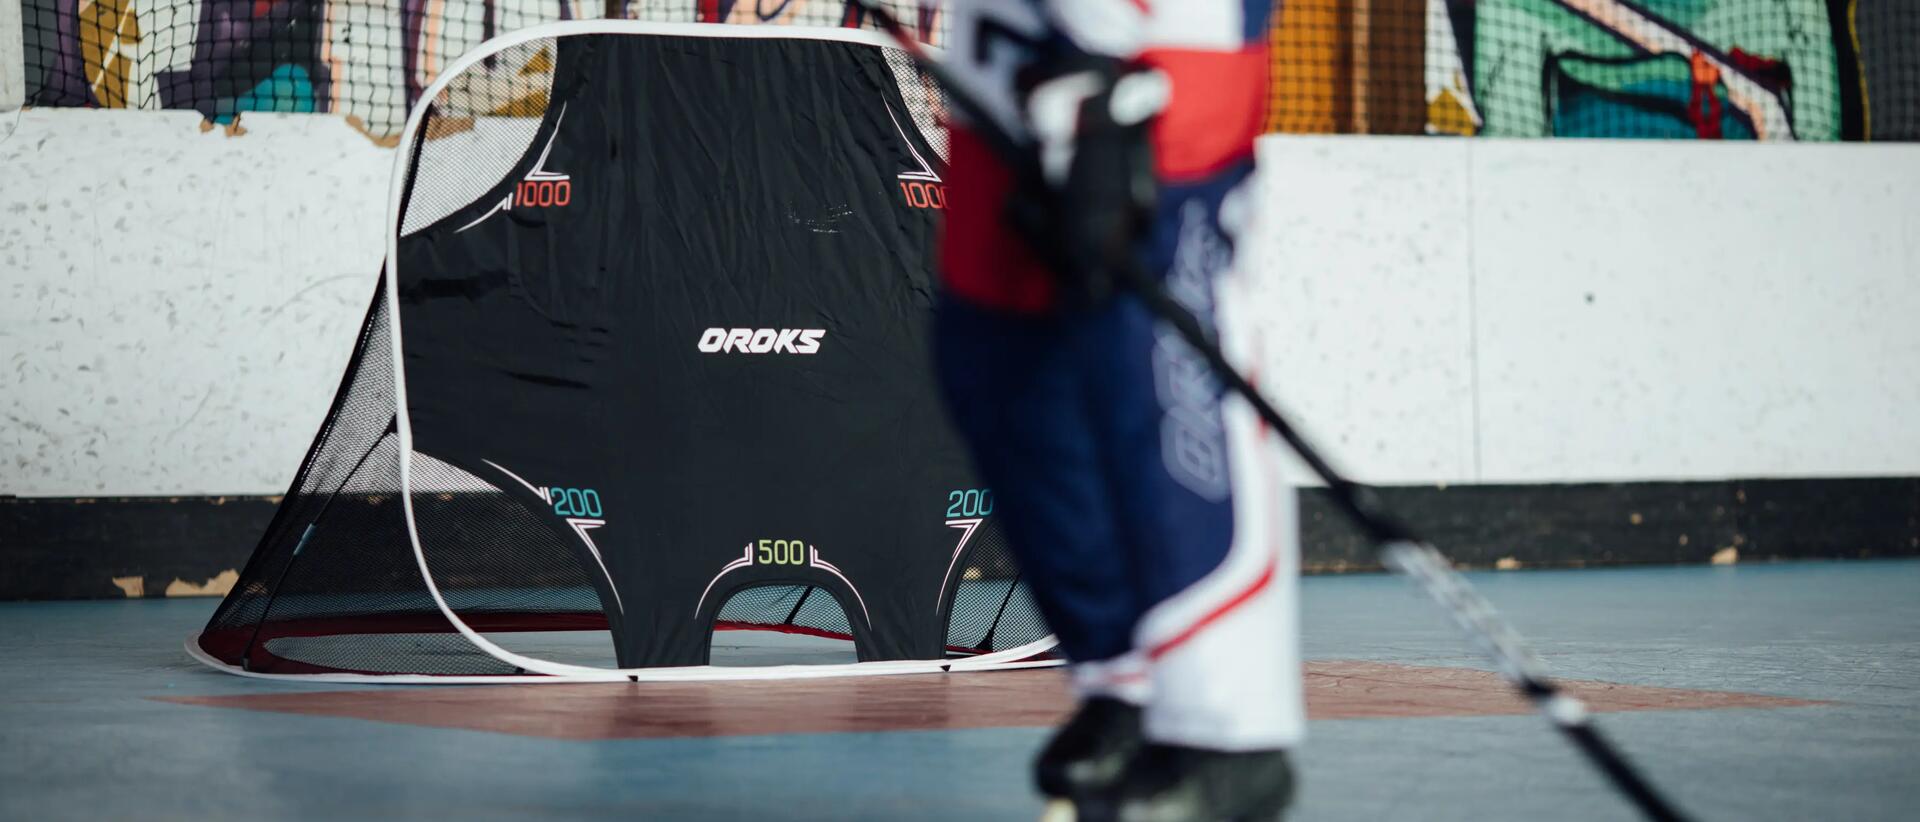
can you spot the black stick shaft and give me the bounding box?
[855,5,1693,821]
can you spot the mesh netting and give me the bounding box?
[884,44,947,161]
[17,0,944,137]
[196,281,618,675]
[943,520,1047,654]
[1265,0,1917,140]
[406,453,615,665]
[398,39,557,233]
[716,584,856,638]
[198,281,523,675]
[19,0,1919,141]
[710,518,1047,658]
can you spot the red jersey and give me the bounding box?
[938,0,1273,312]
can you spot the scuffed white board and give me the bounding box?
[1470,139,1920,483]
[0,108,389,496]
[1246,136,1477,487]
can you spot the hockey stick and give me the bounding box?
[852,5,1693,821]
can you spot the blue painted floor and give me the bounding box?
[3,560,1916,821]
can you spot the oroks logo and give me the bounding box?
[698,328,826,355]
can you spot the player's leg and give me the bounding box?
[935,108,1158,802]
[936,1,1298,813]
[934,294,1153,805]
[1085,166,1304,820]
[935,0,1159,800]
[934,298,1140,667]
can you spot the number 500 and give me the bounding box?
[757,538,806,566]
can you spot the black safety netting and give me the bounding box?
[709,517,1047,658]
[197,282,617,675]
[716,584,856,639]
[942,520,1047,654]
[20,0,1919,141]
[396,37,558,233]
[197,283,530,676]
[16,0,944,138]
[406,453,617,669]
[1262,0,1920,140]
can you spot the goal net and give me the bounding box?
[190,22,1052,681]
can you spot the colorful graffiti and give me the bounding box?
[17,0,1914,140]
[25,0,334,120]
[1475,0,1832,140]
[18,0,940,137]
[1265,0,1914,140]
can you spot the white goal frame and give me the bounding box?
[190,20,1059,684]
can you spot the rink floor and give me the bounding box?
[3,559,1916,821]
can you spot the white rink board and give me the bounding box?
[1466,140,1920,483]
[3,113,1918,496]
[1243,137,1477,486]
[0,109,388,496]
[1249,136,1920,485]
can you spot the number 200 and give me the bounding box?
[549,487,602,517]
[946,489,993,518]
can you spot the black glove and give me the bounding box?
[1005,53,1168,308]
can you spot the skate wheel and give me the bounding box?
[1039,798,1076,822]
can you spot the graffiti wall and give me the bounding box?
[1479,0,1834,139]
[16,0,939,137]
[1269,0,1917,140]
[14,0,1917,140]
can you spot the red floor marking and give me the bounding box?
[157,661,1822,741]
[1303,661,1820,719]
